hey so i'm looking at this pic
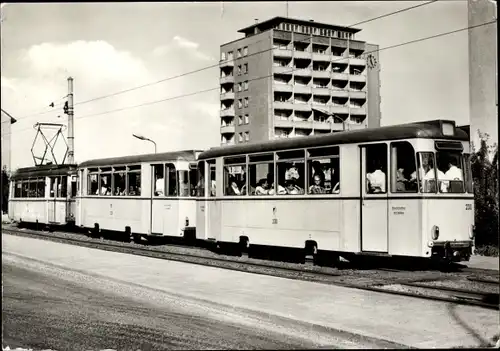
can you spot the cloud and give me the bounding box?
[2,40,220,170]
[152,35,214,61]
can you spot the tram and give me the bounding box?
[77,150,201,242]
[196,120,475,263]
[8,164,78,229]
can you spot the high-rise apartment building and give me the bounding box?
[219,17,381,145]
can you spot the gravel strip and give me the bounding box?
[412,278,499,294]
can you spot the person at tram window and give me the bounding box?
[128,186,136,196]
[254,178,269,195]
[444,158,463,181]
[155,176,164,196]
[227,176,241,195]
[396,168,407,191]
[309,174,326,194]
[179,177,190,196]
[114,187,122,196]
[285,179,304,195]
[210,180,216,196]
[366,161,386,193]
[285,163,300,182]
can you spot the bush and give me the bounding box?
[470,132,499,251]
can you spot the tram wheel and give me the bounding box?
[124,227,132,243]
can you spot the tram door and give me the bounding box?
[360,144,389,253]
[48,176,57,223]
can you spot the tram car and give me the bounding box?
[8,164,78,229]
[196,120,475,264]
[77,150,201,242]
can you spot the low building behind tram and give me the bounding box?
[78,150,201,242]
[197,120,474,263]
[9,164,78,228]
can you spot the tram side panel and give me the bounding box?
[387,199,423,257]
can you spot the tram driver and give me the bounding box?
[366,160,386,193]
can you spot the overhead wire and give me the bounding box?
[13,0,438,121]
[7,18,495,138]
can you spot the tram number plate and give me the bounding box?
[465,204,472,211]
[272,218,278,224]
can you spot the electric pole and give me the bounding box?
[67,77,75,164]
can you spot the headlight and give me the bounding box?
[185,217,189,227]
[432,225,439,240]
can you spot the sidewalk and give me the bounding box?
[3,234,499,349]
[468,254,499,271]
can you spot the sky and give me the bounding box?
[1,1,472,170]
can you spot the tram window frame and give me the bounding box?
[248,153,275,196]
[436,150,465,194]
[189,163,198,197]
[14,180,21,198]
[36,177,45,198]
[58,175,68,198]
[21,180,28,198]
[177,169,190,197]
[126,165,142,196]
[207,160,217,197]
[152,164,165,196]
[71,175,78,197]
[166,163,177,197]
[416,152,438,193]
[197,161,205,197]
[28,179,37,197]
[99,167,112,196]
[223,156,247,196]
[276,149,306,195]
[390,141,418,193]
[112,166,127,196]
[364,143,388,194]
[88,168,99,195]
[463,153,473,193]
[307,146,340,195]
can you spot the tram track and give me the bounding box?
[3,226,498,311]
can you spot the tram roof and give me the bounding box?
[79,149,203,168]
[11,164,78,180]
[199,120,469,160]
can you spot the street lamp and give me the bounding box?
[312,107,348,132]
[132,134,157,154]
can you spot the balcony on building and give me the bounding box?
[294,127,313,137]
[349,90,367,100]
[313,121,332,131]
[349,74,367,83]
[274,83,293,93]
[221,137,235,146]
[331,89,349,98]
[293,67,312,77]
[274,118,294,128]
[349,106,367,116]
[294,93,311,105]
[312,63,330,79]
[312,42,330,62]
[220,106,235,117]
[330,46,346,58]
[220,124,236,134]
[273,65,293,75]
[350,81,367,92]
[293,103,312,112]
[273,47,293,59]
[293,84,312,95]
[330,105,350,115]
[349,57,366,67]
[219,58,234,68]
[220,90,235,101]
[331,72,349,81]
[331,63,348,74]
[220,74,235,85]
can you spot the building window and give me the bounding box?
[228,51,233,60]
[244,114,249,124]
[238,133,243,142]
[237,49,242,58]
[237,65,242,75]
[238,99,243,108]
[238,115,243,125]
[243,46,248,56]
[243,63,248,74]
[221,52,226,61]
[244,97,249,107]
[243,81,248,90]
[244,131,249,142]
[238,83,242,92]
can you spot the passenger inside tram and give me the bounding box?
[155,177,164,196]
[179,176,190,196]
[366,160,386,193]
[226,176,241,195]
[254,178,269,195]
[309,174,326,194]
[285,179,304,195]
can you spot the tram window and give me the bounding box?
[99,173,111,196]
[36,178,45,197]
[153,164,164,196]
[189,166,198,197]
[365,144,387,194]
[178,170,190,197]
[416,152,439,193]
[71,176,77,197]
[390,142,417,193]
[197,161,205,197]
[127,165,141,196]
[224,156,247,196]
[88,173,98,195]
[21,180,28,198]
[27,179,36,197]
[14,181,21,198]
[276,150,305,195]
[436,151,465,193]
[207,161,216,197]
[57,176,67,197]
[463,153,473,193]
[166,164,177,196]
[113,172,126,196]
[307,157,340,194]
[248,156,274,195]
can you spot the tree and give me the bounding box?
[470,132,499,249]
